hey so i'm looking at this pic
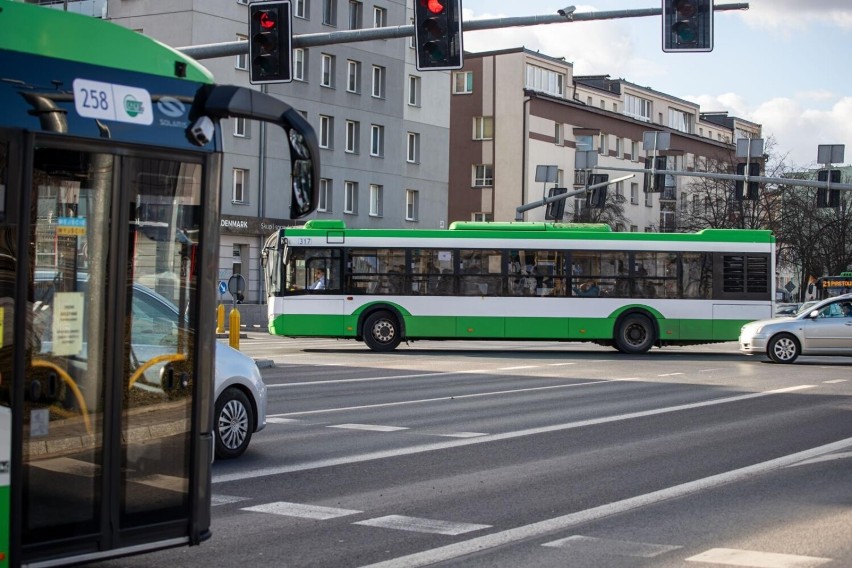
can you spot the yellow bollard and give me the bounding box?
[229,306,240,350]
[216,303,225,334]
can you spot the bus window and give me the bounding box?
[682,252,712,299]
[411,249,453,295]
[460,249,502,296]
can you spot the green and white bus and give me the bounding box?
[1,1,318,566]
[262,220,775,353]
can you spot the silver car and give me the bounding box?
[739,293,852,363]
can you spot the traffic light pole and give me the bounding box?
[178,3,749,59]
[515,174,635,221]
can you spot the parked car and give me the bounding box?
[774,303,800,316]
[36,276,266,459]
[739,294,852,363]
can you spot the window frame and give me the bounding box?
[406,132,420,164]
[232,168,247,204]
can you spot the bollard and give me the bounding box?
[216,303,225,334]
[229,306,240,350]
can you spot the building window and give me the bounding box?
[407,132,420,163]
[237,0,248,5]
[631,182,639,204]
[344,181,358,214]
[624,94,652,122]
[473,116,493,140]
[371,65,385,98]
[525,64,565,97]
[631,225,638,232]
[294,0,307,19]
[345,120,360,153]
[233,117,248,138]
[408,75,421,106]
[370,124,384,157]
[575,135,593,152]
[347,60,361,93]
[322,0,337,25]
[319,115,333,148]
[612,102,618,112]
[668,108,694,134]
[631,140,639,161]
[645,188,653,207]
[473,212,493,222]
[232,168,247,203]
[318,178,332,212]
[321,54,335,87]
[293,48,306,81]
[598,133,608,155]
[373,6,386,28]
[406,189,419,221]
[369,184,383,217]
[473,164,493,187]
[348,0,362,29]
[615,137,622,158]
[453,71,473,94]
[554,123,563,145]
[235,34,248,70]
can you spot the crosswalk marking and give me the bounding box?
[212,494,251,506]
[242,501,361,520]
[543,535,681,558]
[328,424,409,432]
[686,548,832,567]
[354,515,491,536]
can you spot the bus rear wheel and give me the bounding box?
[363,311,402,352]
[614,314,655,354]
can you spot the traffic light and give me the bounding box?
[817,169,842,208]
[545,187,567,220]
[644,157,666,193]
[414,0,463,71]
[249,0,292,84]
[662,0,713,53]
[588,174,609,208]
[734,162,760,201]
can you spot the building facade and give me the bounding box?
[448,48,762,231]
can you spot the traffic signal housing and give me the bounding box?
[588,174,609,208]
[545,187,567,220]
[249,0,292,84]
[662,0,713,52]
[734,162,760,201]
[414,0,463,71]
[817,169,842,208]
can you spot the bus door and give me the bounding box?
[3,141,214,566]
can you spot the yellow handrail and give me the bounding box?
[30,359,92,436]
[127,353,187,388]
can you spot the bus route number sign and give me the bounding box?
[73,78,154,126]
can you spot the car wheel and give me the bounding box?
[363,310,402,352]
[614,314,655,354]
[767,333,800,364]
[215,387,254,459]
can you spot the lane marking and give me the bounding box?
[786,451,852,468]
[685,547,831,567]
[354,515,491,536]
[216,385,816,484]
[498,365,539,370]
[266,417,303,424]
[268,370,465,387]
[547,362,576,366]
[355,436,852,568]
[242,501,361,520]
[432,432,488,438]
[328,424,409,432]
[543,535,681,558]
[658,372,684,377]
[822,379,847,384]
[212,494,251,506]
[270,378,621,417]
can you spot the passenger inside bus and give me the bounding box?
[576,280,600,297]
[309,267,326,290]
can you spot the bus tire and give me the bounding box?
[767,333,799,364]
[614,314,655,354]
[363,311,402,352]
[215,387,254,459]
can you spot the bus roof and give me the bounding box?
[0,0,213,83]
[296,220,774,244]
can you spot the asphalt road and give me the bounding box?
[96,335,852,568]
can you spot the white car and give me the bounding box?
[739,293,852,363]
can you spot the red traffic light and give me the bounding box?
[674,0,697,18]
[423,0,444,14]
[259,10,278,29]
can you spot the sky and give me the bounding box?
[460,0,852,169]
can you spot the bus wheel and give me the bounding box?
[364,311,402,352]
[215,387,254,459]
[614,314,655,354]
[767,333,799,364]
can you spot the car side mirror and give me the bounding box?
[808,310,819,319]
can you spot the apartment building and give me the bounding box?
[448,48,761,232]
[89,0,451,302]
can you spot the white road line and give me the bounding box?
[215,385,816,484]
[498,365,539,370]
[785,451,852,468]
[211,494,251,506]
[685,547,832,567]
[543,535,682,558]
[269,378,620,418]
[353,515,491,536]
[547,362,576,366]
[822,379,848,384]
[658,372,685,377]
[355,436,852,568]
[241,502,361,520]
[266,417,303,424]
[328,424,410,432]
[433,432,488,438]
[268,370,464,387]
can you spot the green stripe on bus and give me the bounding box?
[0,486,7,568]
[0,0,213,82]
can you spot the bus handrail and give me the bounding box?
[30,359,92,436]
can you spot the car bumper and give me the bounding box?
[739,334,768,354]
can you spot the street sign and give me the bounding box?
[218,280,227,296]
